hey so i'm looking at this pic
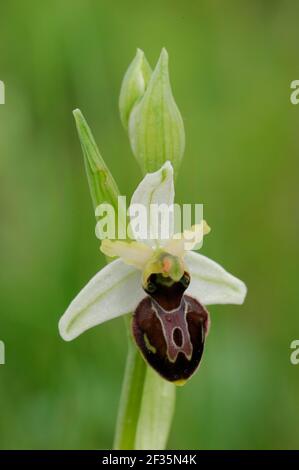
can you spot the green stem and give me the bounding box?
[114,317,176,450]
[113,319,146,450]
[135,367,176,450]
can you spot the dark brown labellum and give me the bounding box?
[132,273,210,384]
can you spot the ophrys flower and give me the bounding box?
[59,162,246,384]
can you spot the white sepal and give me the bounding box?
[185,251,247,305]
[59,259,144,341]
[129,161,174,246]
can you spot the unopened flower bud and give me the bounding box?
[128,48,185,177]
[119,48,152,129]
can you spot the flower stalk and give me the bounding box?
[73,108,175,449]
[73,110,146,448]
[118,49,183,449]
[113,317,147,450]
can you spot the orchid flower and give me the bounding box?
[59,161,246,384]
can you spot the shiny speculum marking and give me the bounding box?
[132,273,210,383]
[151,299,193,362]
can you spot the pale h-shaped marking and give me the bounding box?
[152,298,193,363]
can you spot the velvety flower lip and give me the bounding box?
[59,161,247,382]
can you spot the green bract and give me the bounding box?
[73,109,120,213]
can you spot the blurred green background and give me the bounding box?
[1,0,299,449]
